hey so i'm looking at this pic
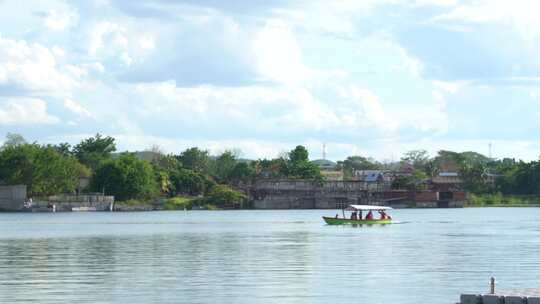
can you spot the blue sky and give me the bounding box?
[1,0,540,161]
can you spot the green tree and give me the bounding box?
[0,144,88,196]
[289,145,309,164]
[2,133,27,148]
[391,170,428,190]
[177,147,213,174]
[169,168,215,196]
[252,158,288,179]
[155,170,172,196]
[338,156,381,179]
[204,184,247,207]
[433,150,464,170]
[229,162,254,184]
[73,134,116,171]
[90,153,158,201]
[287,145,321,179]
[401,150,430,172]
[52,142,72,156]
[152,154,182,172]
[215,150,237,183]
[495,159,540,195]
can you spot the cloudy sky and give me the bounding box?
[1,0,540,161]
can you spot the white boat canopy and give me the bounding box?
[345,205,393,211]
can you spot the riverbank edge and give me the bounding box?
[465,193,540,207]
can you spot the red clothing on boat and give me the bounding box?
[365,211,373,220]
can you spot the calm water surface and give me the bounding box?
[1,208,540,304]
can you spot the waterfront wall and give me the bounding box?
[0,185,27,211]
[246,180,465,209]
[247,180,383,209]
[26,194,114,212]
[460,294,540,304]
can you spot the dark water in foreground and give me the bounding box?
[1,208,540,304]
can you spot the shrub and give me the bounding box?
[164,197,193,210]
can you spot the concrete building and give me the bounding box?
[311,159,344,181]
[0,184,114,212]
[247,179,382,209]
[0,185,27,211]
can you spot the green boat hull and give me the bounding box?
[322,216,392,225]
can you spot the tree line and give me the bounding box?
[2,132,539,204]
[0,133,322,207]
[338,149,540,196]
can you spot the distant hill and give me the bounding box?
[113,151,254,164]
[112,151,160,162]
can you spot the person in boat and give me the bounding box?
[350,211,358,220]
[365,211,373,220]
[358,210,363,220]
[335,214,339,218]
[380,210,392,220]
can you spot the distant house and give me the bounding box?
[311,159,337,170]
[311,159,343,181]
[77,177,90,194]
[352,169,389,191]
[431,172,462,191]
[353,170,384,183]
[484,172,500,185]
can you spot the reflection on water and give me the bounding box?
[1,208,540,304]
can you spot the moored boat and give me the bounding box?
[323,205,393,225]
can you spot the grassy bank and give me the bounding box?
[163,196,218,210]
[113,197,220,211]
[466,193,540,207]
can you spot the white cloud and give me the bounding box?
[130,80,400,138]
[397,46,424,77]
[89,21,128,56]
[341,86,398,132]
[412,0,458,7]
[252,19,312,85]
[0,98,59,124]
[63,99,93,118]
[432,80,466,93]
[138,37,155,50]
[87,20,156,68]
[432,0,540,41]
[0,35,75,93]
[3,0,537,163]
[43,8,78,30]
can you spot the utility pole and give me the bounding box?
[322,143,327,160]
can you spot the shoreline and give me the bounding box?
[6,204,540,213]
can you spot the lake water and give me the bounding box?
[1,208,540,304]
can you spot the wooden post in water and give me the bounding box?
[490,277,495,294]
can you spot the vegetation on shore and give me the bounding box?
[0,133,321,209]
[3,132,540,208]
[341,149,540,206]
[466,193,540,207]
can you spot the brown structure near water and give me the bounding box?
[0,184,114,212]
[245,179,466,209]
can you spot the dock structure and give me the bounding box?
[244,179,465,209]
[459,278,540,304]
[460,293,540,304]
[246,179,384,209]
[29,194,114,212]
[0,185,26,211]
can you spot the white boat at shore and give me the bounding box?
[72,206,97,212]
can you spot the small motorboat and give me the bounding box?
[323,204,393,225]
